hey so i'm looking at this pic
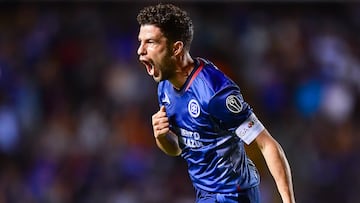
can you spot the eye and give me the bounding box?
[147,39,155,44]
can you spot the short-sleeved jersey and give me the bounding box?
[157,58,261,193]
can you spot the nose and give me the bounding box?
[137,42,146,56]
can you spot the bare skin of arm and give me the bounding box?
[253,129,296,203]
[152,106,182,156]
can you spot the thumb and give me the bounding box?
[160,105,166,112]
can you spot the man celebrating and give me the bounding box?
[137,3,295,203]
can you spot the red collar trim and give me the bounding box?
[185,59,204,91]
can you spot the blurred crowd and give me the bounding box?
[0,2,359,203]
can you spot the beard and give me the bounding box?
[156,53,177,82]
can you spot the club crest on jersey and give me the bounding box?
[226,95,242,113]
[188,99,200,118]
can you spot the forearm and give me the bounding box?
[262,140,295,203]
[255,130,295,203]
[155,130,182,156]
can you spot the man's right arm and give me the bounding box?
[152,106,182,156]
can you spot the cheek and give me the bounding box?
[153,49,169,62]
[156,45,171,55]
[147,47,160,58]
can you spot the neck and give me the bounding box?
[171,53,194,90]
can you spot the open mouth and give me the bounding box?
[140,60,154,76]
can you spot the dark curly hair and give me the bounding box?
[137,3,194,51]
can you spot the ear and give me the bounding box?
[172,41,184,56]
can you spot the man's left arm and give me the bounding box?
[207,85,296,202]
[253,129,296,203]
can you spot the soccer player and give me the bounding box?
[136,3,296,203]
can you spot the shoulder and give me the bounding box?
[157,80,170,94]
[197,58,236,93]
[157,80,171,104]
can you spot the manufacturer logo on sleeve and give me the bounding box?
[162,92,170,105]
[188,99,200,118]
[226,95,243,113]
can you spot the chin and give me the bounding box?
[153,76,162,83]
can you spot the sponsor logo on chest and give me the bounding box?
[179,128,204,148]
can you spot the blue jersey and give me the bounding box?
[157,58,262,193]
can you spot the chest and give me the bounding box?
[160,86,213,132]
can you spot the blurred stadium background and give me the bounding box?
[0,1,359,203]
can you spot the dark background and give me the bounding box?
[0,1,359,202]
